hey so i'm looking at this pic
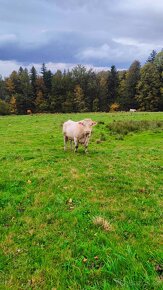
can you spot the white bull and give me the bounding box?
[63,118,97,153]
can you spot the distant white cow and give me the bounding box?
[130,109,136,112]
[27,109,32,114]
[63,118,97,153]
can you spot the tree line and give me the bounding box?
[0,50,162,115]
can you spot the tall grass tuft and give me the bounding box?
[107,120,163,136]
[93,216,112,231]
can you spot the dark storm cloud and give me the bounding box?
[0,30,101,63]
[0,0,163,75]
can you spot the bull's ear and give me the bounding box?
[91,121,97,126]
[78,121,84,126]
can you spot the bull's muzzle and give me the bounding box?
[85,132,91,137]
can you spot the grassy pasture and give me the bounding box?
[0,112,163,290]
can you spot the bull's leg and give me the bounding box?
[64,135,68,151]
[84,138,89,153]
[74,137,78,152]
[70,140,73,150]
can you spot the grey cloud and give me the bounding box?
[0,30,93,63]
[0,0,163,71]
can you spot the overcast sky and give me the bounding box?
[0,0,163,77]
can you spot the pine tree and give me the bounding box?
[50,70,64,112]
[35,76,48,112]
[72,65,88,111]
[154,50,163,72]
[41,63,47,78]
[30,66,37,95]
[125,60,141,109]
[74,85,86,112]
[118,70,127,110]
[154,51,163,110]
[86,70,98,111]
[108,65,119,109]
[0,76,6,100]
[62,91,74,113]
[35,91,48,112]
[40,63,52,100]
[146,50,157,63]
[97,71,108,111]
[136,62,161,111]
[18,68,33,113]
[44,70,52,94]
[61,70,74,112]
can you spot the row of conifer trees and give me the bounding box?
[0,50,162,115]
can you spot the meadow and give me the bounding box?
[0,112,163,290]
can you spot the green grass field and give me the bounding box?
[0,112,163,290]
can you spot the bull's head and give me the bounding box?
[78,119,97,136]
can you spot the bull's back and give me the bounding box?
[63,120,83,139]
[63,120,71,133]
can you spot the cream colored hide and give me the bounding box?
[63,118,97,153]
